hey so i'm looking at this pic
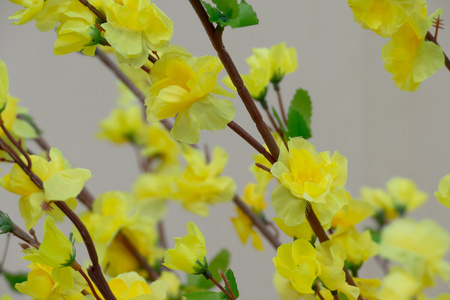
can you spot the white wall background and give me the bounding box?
[1,0,450,298]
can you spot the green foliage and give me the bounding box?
[186,249,230,290]
[3,270,27,292]
[184,291,222,300]
[338,292,350,300]
[220,269,239,299]
[201,0,258,28]
[286,88,312,139]
[0,211,13,234]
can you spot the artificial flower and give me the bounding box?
[435,174,450,208]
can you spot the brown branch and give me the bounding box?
[255,162,271,173]
[188,0,279,159]
[233,195,281,249]
[209,275,234,300]
[426,31,450,72]
[219,270,236,300]
[305,203,362,300]
[227,121,275,164]
[78,0,106,23]
[273,85,287,126]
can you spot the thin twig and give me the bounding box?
[219,270,236,300]
[79,268,102,300]
[227,121,275,164]
[233,195,281,249]
[273,85,287,126]
[78,0,106,22]
[0,233,11,275]
[255,163,271,173]
[209,275,234,300]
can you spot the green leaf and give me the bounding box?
[286,88,312,139]
[3,270,27,292]
[187,249,230,289]
[220,269,239,299]
[338,292,350,300]
[184,291,222,300]
[201,0,258,28]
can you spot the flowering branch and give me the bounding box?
[188,0,279,159]
[426,31,450,72]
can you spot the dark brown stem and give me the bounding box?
[78,0,106,23]
[117,232,159,281]
[188,0,279,159]
[95,49,146,105]
[157,221,168,249]
[255,163,271,173]
[305,203,362,300]
[1,122,32,168]
[227,121,275,164]
[233,196,281,249]
[78,268,102,300]
[148,53,157,64]
[219,270,236,300]
[209,275,234,300]
[11,222,40,249]
[273,86,287,126]
[426,31,450,72]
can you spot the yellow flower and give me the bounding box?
[380,218,450,287]
[354,278,381,300]
[146,52,235,144]
[174,145,236,216]
[273,238,321,294]
[163,222,208,274]
[223,67,269,101]
[361,177,427,224]
[435,174,450,208]
[376,267,422,300]
[22,217,78,289]
[0,148,91,229]
[16,262,85,300]
[348,0,418,37]
[330,227,379,268]
[138,122,180,172]
[158,271,181,300]
[382,12,444,91]
[0,296,12,300]
[272,271,315,300]
[108,272,167,300]
[332,195,374,228]
[246,42,298,84]
[54,1,100,56]
[101,0,173,68]
[9,0,71,31]
[271,137,348,226]
[98,105,145,144]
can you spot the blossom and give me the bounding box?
[245,42,298,84]
[174,145,236,216]
[54,1,100,56]
[0,148,91,229]
[15,262,85,300]
[271,137,348,226]
[376,267,422,299]
[435,174,450,208]
[101,0,173,68]
[382,12,444,91]
[231,183,266,251]
[108,272,167,300]
[353,278,381,300]
[146,52,235,144]
[272,271,315,300]
[380,218,450,287]
[273,217,314,241]
[98,105,145,144]
[8,0,71,31]
[331,195,374,228]
[273,238,320,294]
[22,217,78,289]
[223,67,269,101]
[163,222,208,274]
[348,0,418,37]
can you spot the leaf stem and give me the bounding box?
[273,85,287,126]
[209,275,234,300]
[219,270,236,300]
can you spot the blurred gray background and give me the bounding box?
[1,1,450,298]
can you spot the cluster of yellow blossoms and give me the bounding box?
[348,0,445,91]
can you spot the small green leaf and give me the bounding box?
[220,269,239,299]
[0,211,13,234]
[3,271,27,292]
[368,228,381,244]
[187,249,230,289]
[201,0,258,28]
[184,291,222,300]
[338,292,350,300]
[286,88,312,139]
